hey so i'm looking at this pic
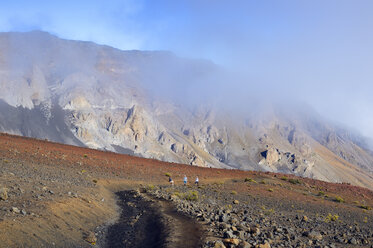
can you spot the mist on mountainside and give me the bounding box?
[1,31,373,189]
[0,30,372,155]
[1,0,373,139]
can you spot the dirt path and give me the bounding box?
[103,190,203,248]
[150,194,204,248]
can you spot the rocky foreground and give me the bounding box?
[0,133,372,247]
[145,182,373,248]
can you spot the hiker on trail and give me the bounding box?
[169,176,174,186]
[195,176,199,186]
[183,175,187,185]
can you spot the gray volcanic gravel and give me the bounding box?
[146,184,373,248]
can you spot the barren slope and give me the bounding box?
[0,133,372,247]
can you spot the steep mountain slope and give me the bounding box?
[0,31,372,188]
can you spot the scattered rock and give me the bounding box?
[83,231,97,244]
[223,238,240,246]
[0,188,8,200]
[305,230,323,241]
[219,214,229,223]
[349,237,357,245]
[258,242,271,248]
[81,198,91,203]
[238,240,252,248]
[11,207,20,214]
[250,226,260,236]
[223,230,234,239]
[233,200,239,204]
[214,240,226,248]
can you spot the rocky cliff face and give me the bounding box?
[0,31,372,188]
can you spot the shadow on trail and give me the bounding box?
[104,190,203,248]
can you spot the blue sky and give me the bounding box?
[2,1,371,63]
[1,0,373,138]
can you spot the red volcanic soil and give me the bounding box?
[0,133,372,247]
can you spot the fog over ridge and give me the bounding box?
[0,1,373,140]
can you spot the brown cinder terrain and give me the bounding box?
[0,132,372,247]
